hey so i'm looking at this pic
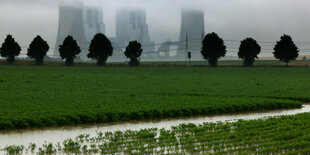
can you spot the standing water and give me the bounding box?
[0,104,309,148]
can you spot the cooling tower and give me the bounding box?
[54,0,87,59]
[177,9,205,60]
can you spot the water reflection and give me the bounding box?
[0,105,309,148]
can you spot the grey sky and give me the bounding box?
[1,0,310,56]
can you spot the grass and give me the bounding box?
[0,64,310,129]
[4,112,310,154]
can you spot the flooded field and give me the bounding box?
[1,104,309,150]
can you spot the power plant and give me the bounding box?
[55,0,87,59]
[157,9,205,61]
[83,5,105,45]
[115,8,155,59]
[177,9,205,60]
[55,0,205,61]
[55,0,105,60]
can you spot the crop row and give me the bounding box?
[2,112,310,154]
[0,97,301,130]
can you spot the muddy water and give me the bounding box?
[0,105,310,148]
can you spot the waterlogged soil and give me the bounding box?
[0,104,309,149]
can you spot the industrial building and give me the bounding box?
[83,5,106,44]
[55,1,205,61]
[55,0,105,60]
[116,8,155,59]
[177,9,205,60]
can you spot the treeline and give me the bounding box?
[201,33,299,67]
[0,33,301,67]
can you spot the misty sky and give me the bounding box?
[1,0,310,56]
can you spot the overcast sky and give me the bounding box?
[1,0,310,56]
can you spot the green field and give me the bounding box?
[0,65,310,130]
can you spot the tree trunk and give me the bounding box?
[97,57,107,66]
[35,58,44,65]
[129,58,140,67]
[208,58,218,67]
[65,57,74,66]
[244,58,254,67]
[7,56,15,64]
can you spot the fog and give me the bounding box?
[0,0,310,58]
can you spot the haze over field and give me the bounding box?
[0,0,310,57]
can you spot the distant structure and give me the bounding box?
[55,0,105,60]
[177,9,205,60]
[83,5,105,44]
[55,2,205,61]
[157,40,180,60]
[116,8,155,59]
[55,0,86,59]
